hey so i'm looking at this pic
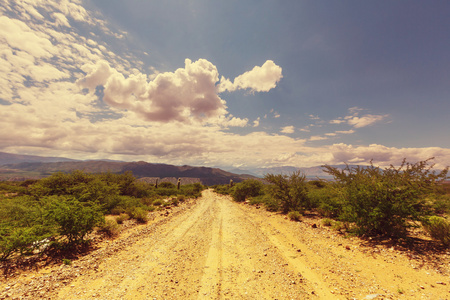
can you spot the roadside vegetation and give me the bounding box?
[0,171,205,262]
[214,158,450,245]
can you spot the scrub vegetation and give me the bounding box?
[215,158,449,244]
[0,171,205,261]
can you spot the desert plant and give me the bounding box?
[213,184,233,195]
[0,225,52,261]
[288,211,302,221]
[152,199,163,206]
[116,213,130,224]
[99,218,121,237]
[264,171,309,213]
[128,207,149,223]
[322,158,449,237]
[177,194,186,202]
[322,218,333,226]
[45,196,104,244]
[232,179,264,202]
[307,184,343,217]
[159,182,176,189]
[423,216,450,245]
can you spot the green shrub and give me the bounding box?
[423,216,450,245]
[262,195,280,212]
[322,218,333,226]
[99,218,121,237]
[308,186,343,217]
[431,195,450,215]
[128,207,148,223]
[159,182,176,189]
[213,184,232,195]
[323,158,449,237]
[248,195,265,205]
[146,205,156,212]
[287,211,302,221]
[171,197,179,206]
[264,171,309,213]
[46,196,104,244]
[152,199,163,206]
[110,207,126,215]
[116,213,129,224]
[140,197,156,206]
[0,225,51,261]
[332,221,348,232]
[177,194,186,202]
[232,179,264,202]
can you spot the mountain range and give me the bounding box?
[0,152,255,185]
[0,151,343,184]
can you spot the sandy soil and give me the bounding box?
[1,189,449,299]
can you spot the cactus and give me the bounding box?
[155,178,158,188]
[177,178,181,190]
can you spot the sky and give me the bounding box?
[1,0,449,170]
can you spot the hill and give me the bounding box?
[0,160,255,185]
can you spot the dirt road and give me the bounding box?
[2,190,450,299]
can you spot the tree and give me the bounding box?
[322,158,449,236]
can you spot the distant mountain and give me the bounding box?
[1,160,255,185]
[240,165,365,179]
[0,151,77,165]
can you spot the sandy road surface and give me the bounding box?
[2,189,450,299]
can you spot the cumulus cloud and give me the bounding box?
[217,60,282,93]
[78,59,237,124]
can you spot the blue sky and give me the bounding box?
[1,0,449,169]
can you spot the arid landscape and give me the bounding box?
[1,189,449,299]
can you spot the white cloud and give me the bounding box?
[330,107,388,128]
[328,143,450,169]
[217,60,283,93]
[281,126,295,134]
[346,114,388,128]
[253,117,260,127]
[335,130,355,134]
[78,59,233,124]
[309,135,328,141]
